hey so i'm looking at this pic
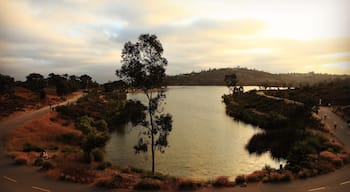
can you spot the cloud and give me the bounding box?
[0,0,349,82]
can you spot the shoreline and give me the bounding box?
[1,91,350,190]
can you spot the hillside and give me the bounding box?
[165,68,349,86]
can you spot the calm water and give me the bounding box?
[106,86,279,180]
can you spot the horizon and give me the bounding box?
[1,0,350,82]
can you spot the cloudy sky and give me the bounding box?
[1,0,350,82]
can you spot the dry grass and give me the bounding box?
[5,112,81,152]
[5,112,83,179]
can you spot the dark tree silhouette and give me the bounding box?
[224,73,238,93]
[25,73,46,99]
[0,74,15,96]
[80,74,92,90]
[25,73,45,92]
[116,34,173,175]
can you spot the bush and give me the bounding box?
[134,179,161,190]
[23,143,42,152]
[235,175,246,184]
[33,158,43,166]
[94,119,108,131]
[97,161,112,170]
[92,149,104,162]
[131,166,144,173]
[42,161,54,170]
[246,170,265,182]
[121,165,131,173]
[96,174,133,188]
[213,176,230,187]
[14,156,28,165]
[316,160,335,174]
[178,179,202,190]
[95,178,114,188]
[76,115,96,134]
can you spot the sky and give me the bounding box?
[0,0,350,83]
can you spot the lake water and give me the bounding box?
[106,86,279,180]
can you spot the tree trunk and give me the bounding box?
[148,98,155,175]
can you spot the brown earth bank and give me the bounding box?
[4,107,350,190]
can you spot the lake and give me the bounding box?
[106,86,280,180]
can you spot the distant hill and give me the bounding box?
[165,68,350,87]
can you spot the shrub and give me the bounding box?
[134,179,161,190]
[246,170,265,182]
[14,156,28,165]
[97,161,112,170]
[213,176,230,187]
[131,166,144,173]
[316,160,335,174]
[92,149,104,162]
[95,175,132,188]
[320,151,343,168]
[235,175,246,184]
[263,171,292,182]
[95,177,114,188]
[76,115,96,134]
[94,119,108,131]
[178,179,202,190]
[42,161,54,170]
[23,142,42,152]
[339,153,350,164]
[121,165,131,173]
[280,172,292,182]
[33,158,43,166]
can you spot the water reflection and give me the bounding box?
[106,86,279,180]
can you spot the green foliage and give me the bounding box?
[81,133,110,163]
[116,34,167,89]
[76,115,96,134]
[94,119,108,131]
